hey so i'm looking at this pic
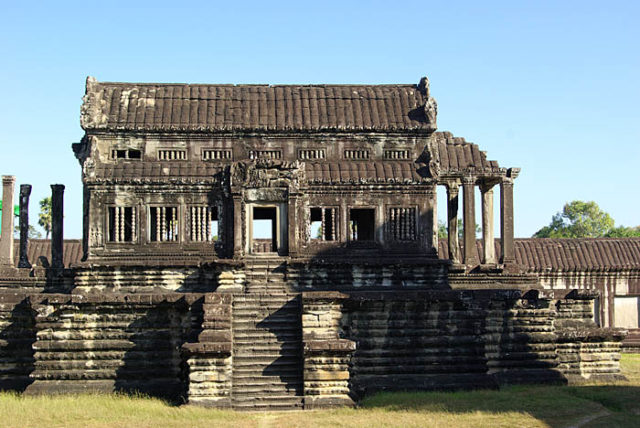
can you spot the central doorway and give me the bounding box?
[251,206,278,254]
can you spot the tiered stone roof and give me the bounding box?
[81,78,436,133]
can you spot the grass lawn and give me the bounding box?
[1,355,639,428]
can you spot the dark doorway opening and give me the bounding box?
[253,207,278,253]
[349,208,375,241]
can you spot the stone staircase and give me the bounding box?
[231,257,304,410]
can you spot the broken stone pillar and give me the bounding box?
[500,178,514,265]
[481,184,496,265]
[51,184,65,269]
[446,181,460,264]
[18,184,32,268]
[0,175,16,267]
[462,180,478,267]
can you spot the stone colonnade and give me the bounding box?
[444,171,518,269]
[0,175,65,270]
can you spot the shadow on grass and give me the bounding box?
[360,384,640,427]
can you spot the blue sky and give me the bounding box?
[0,1,638,238]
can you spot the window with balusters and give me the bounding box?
[157,149,187,160]
[107,206,137,242]
[309,207,337,241]
[149,206,179,242]
[249,150,282,160]
[188,206,219,242]
[387,207,417,241]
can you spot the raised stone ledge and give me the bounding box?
[302,291,350,301]
[304,339,356,354]
[557,327,627,343]
[181,342,232,355]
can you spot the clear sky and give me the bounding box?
[1,1,638,239]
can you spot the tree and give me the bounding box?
[533,200,640,238]
[14,224,42,239]
[438,219,481,240]
[38,197,52,239]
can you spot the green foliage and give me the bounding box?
[606,226,640,238]
[533,201,618,238]
[438,219,481,240]
[14,224,43,239]
[38,197,52,239]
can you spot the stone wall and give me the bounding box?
[0,292,35,391]
[342,290,569,398]
[289,261,448,291]
[25,293,201,398]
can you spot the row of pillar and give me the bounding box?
[445,176,515,268]
[0,175,65,270]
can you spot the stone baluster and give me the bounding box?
[446,181,460,264]
[0,176,16,267]
[51,184,65,269]
[480,183,496,265]
[18,184,32,268]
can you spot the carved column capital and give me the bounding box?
[444,180,460,196]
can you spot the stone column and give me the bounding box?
[18,184,32,268]
[462,179,478,267]
[287,194,298,257]
[0,176,16,267]
[446,181,460,264]
[51,184,65,269]
[500,178,515,265]
[481,184,496,265]
[232,194,243,258]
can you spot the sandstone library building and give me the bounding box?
[0,76,638,410]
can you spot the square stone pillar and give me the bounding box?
[288,194,299,257]
[500,179,515,265]
[481,184,496,265]
[232,194,243,258]
[462,180,478,268]
[51,184,65,269]
[446,181,460,264]
[18,184,32,268]
[0,176,16,267]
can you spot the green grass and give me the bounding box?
[1,355,639,428]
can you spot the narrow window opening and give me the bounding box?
[107,206,136,242]
[149,206,179,242]
[128,149,141,159]
[189,206,219,242]
[111,149,141,160]
[349,208,375,241]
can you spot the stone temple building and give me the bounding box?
[0,76,635,410]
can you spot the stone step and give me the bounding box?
[233,310,299,319]
[233,317,301,327]
[232,383,302,393]
[233,294,299,301]
[233,348,302,362]
[233,342,300,351]
[231,396,304,411]
[234,337,301,346]
[232,356,302,367]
